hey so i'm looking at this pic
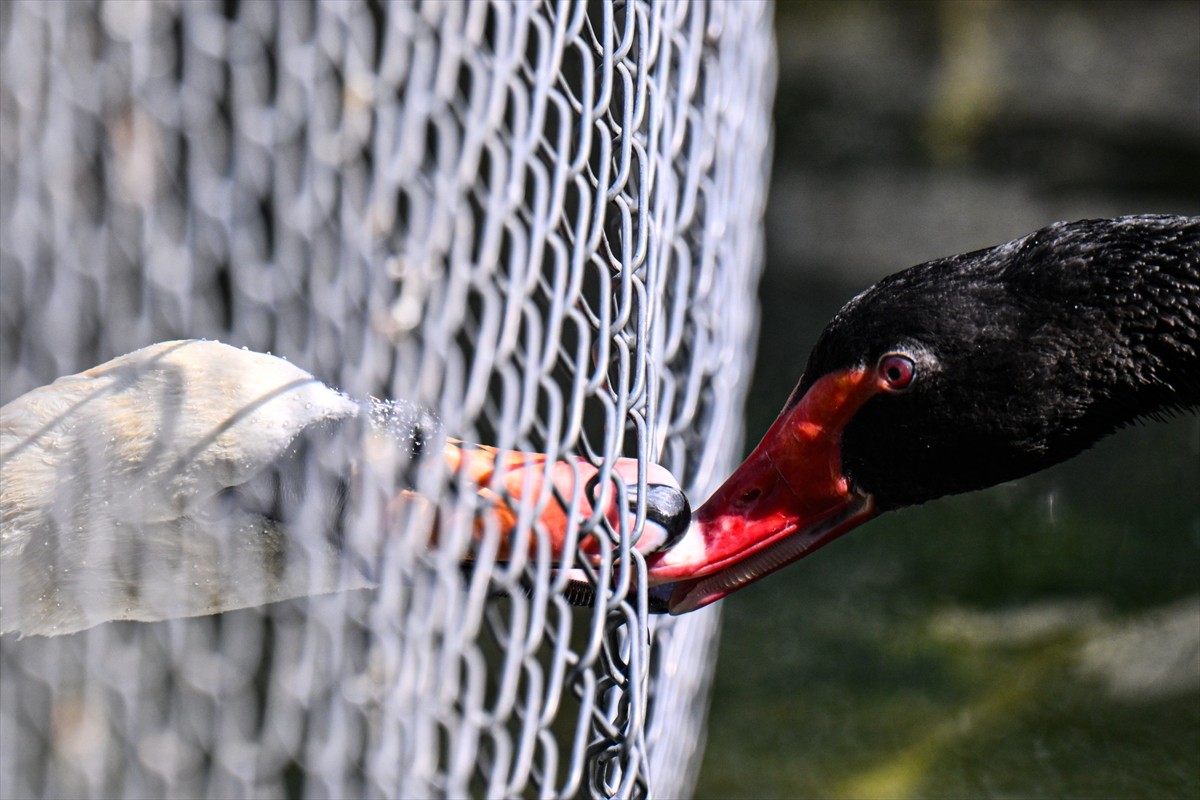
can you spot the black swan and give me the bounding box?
[648,215,1199,613]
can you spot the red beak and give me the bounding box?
[646,366,886,613]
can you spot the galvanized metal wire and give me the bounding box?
[0,1,775,797]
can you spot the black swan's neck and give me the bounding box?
[1012,217,1199,429]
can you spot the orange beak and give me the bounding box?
[428,442,689,564]
[646,367,885,613]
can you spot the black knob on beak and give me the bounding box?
[638,483,691,551]
[587,471,692,555]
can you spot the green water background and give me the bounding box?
[693,2,1200,798]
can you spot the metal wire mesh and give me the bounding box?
[0,1,775,797]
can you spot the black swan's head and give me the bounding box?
[647,215,1199,613]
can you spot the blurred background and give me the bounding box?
[694,2,1199,798]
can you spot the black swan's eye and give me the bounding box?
[879,353,916,392]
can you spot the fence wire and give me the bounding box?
[0,1,775,797]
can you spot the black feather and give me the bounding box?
[795,215,1199,510]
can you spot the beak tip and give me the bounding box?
[664,580,723,616]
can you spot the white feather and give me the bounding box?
[0,340,371,636]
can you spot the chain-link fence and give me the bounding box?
[0,1,775,797]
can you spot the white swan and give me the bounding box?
[1,340,687,636]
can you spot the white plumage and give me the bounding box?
[1,339,688,636]
[1,340,371,636]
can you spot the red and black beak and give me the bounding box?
[426,442,687,562]
[646,366,889,614]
